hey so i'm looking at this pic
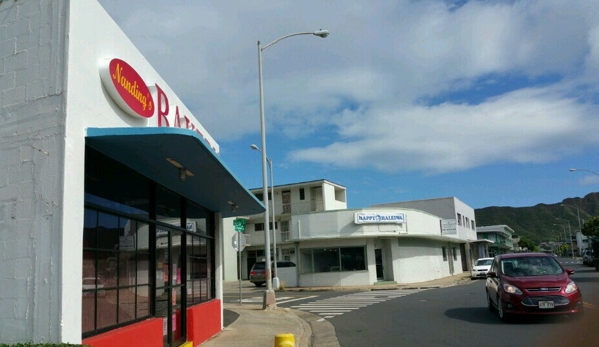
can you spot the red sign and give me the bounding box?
[100,58,154,118]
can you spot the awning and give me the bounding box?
[86,127,264,218]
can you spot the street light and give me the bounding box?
[553,225,568,255]
[561,203,584,255]
[250,144,279,290]
[257,29,329,308]
[569,168,599,176]
[555,218,574,259]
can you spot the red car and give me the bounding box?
[485,252,583,321]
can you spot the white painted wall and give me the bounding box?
[393,238,463,283]
[292,208,442,240]
[1,0,224,343]
[0,0,68,343]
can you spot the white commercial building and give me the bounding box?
[0,1,262,346]
[224,181,477,287]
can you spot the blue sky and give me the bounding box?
[98,0,599,209]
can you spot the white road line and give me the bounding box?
[276,295,318,305]
[291,288,429,320]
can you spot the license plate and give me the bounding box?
[539,301,554,309]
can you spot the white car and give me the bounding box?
[471,257,493,279]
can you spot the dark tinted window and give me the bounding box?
[276,261,296,268]
[252,262,265,270]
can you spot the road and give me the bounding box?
[224,257,599,346]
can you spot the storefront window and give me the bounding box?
[300,247,366,274]
[83,147,216,342]
[82,209,151,335]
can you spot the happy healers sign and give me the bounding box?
[99,58,220,154]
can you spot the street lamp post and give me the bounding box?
[556,218,574,259]
[561,203,584,255]
[257,29,329,308]
[553,225,568,256]
[250,144,279,289]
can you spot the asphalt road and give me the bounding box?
[330,258,599,347]
[224,258,599,346]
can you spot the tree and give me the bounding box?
[518,237,536,251]
[582,216,599,239]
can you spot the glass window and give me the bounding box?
[341,247,366,271]
[82,209,153,336]
[299,188,305,200]
[301,247,366,273]
[442,247,447,261]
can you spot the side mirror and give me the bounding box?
[486,271,497,278]
[566,269,575,275]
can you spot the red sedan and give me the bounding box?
[485,252,583,321]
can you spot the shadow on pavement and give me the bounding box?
[223,309,240,327]
[445,307,573,325]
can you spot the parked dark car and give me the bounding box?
[485,253,583,321]
[249,261,296,287]
[582,250,594,266]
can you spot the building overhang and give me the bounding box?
[86,127,264,218]
[289,234,468,244]
[472,239,495,244]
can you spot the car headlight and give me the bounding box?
[503,283,522,295]
[565,281,578,294]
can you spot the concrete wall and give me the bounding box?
[0,0,68,343]
[292,208,442,240]
[393,238,462,283]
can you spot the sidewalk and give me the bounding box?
[199,273,472,346]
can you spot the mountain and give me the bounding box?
[475,192,599,243]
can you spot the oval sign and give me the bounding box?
[99,58,154,119]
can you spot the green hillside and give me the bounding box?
[475,192,599,244]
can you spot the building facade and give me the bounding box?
[476,225,516,257]
[0,1,262,346]
[224,182,477,287]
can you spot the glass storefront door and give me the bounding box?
[156,226,185,347]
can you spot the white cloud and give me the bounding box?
[98,0,599,172]
[290,86,599,173]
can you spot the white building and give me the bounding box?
[476,225,516,256]
[224,182,477,287]
[0,1,262,346]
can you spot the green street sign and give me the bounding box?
[233,218,246,232]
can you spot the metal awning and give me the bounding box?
[86,127,264,218]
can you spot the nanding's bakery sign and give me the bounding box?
[100,58,154,118]
[99,58,220,154]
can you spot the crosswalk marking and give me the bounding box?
[291,288,428,319]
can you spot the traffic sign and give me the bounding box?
[232,233,247,252]
[233,218,246,232]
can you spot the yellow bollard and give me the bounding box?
[274,333,295,347]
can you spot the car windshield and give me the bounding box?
[501,256,563,277]
[475,259,493,266]
[252,262,265,270]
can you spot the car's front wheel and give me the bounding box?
[497,296,510,322]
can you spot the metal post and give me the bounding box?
[269,158,279,289]
[238,232,242,305]
[258,40,275,308]
[256,30,328,307]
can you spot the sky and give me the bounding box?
[97,0,599,210]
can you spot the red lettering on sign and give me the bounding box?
[155,84,170,127]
